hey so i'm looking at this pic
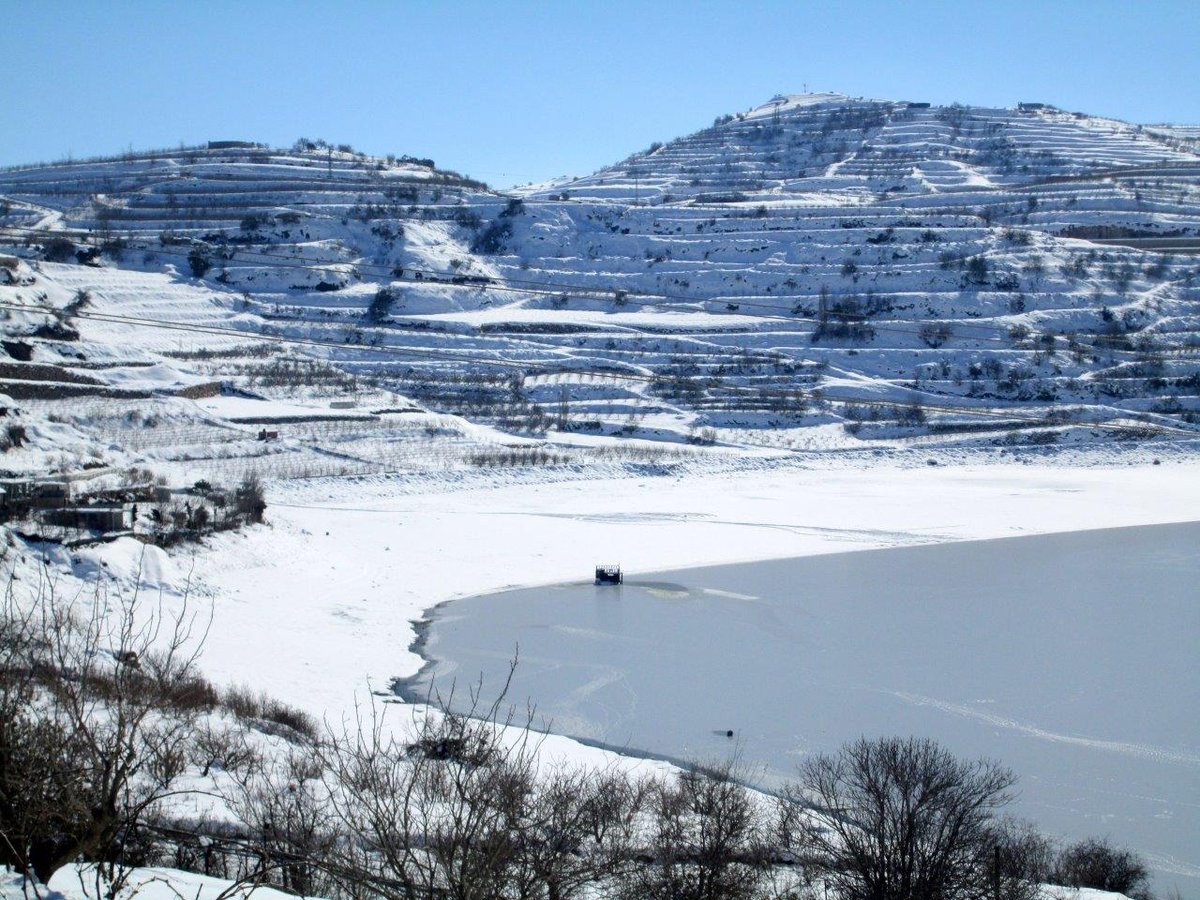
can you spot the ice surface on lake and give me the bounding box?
[410,522,1200,896]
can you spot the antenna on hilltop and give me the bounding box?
[804,82,808,94]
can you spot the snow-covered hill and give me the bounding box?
[2,96,1200,483]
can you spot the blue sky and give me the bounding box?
[6,0,1199,188]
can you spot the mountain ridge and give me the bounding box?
[1,91,1199,482]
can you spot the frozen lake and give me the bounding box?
[405,522,1200,895]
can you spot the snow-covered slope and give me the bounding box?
[2,96,1200,478]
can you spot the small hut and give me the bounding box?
[594,564,622,585]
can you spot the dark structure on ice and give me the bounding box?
[594,564,622,585]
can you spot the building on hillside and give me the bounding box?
[0,479,73,509]
[40,505,130,533]
[0,471,115,524]
[0,478,70,524]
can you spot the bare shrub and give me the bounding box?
[221,682,263,720]
[991,817,1057,900]
[41,237,76,262]
[218,684,318,742]
[310,670,648,900]
[157,669,220,713]
[234,471,266,524]
[0,423,27,451]
[194,721,261,780]
[792,736,1016,900]
[260,696,320,742]
[619,759,771,900]
[920,323,954,348]
[1054,836,1152,899]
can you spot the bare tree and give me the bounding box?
[504,763,649,900]
[302,670,653,900]
[314,688,531,898]
[0,567,211,894]
[990,817,1056,900]
[619,759,772,900]
[234,472,267,524]
[791,737,1016,900]
[231,747,335,898]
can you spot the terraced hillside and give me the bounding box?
[2,94,1200,485]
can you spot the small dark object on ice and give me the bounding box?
[595,564,622,585]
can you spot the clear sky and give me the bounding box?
[6,0,1199,189]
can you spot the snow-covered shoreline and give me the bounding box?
[167,452,1199,723]
[8,449,1193,745]
[18,448,1195,729]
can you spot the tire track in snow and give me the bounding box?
[508,509,948,546]
[888,690,1200,767]
[1138,851,1200,881]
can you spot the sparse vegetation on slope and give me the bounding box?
[2,95,1198,472]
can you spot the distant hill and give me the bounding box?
[2,95,1199,472]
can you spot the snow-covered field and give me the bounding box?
[70,455,1195,725]
[0,864,1145,900]
[2,865,304,900]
